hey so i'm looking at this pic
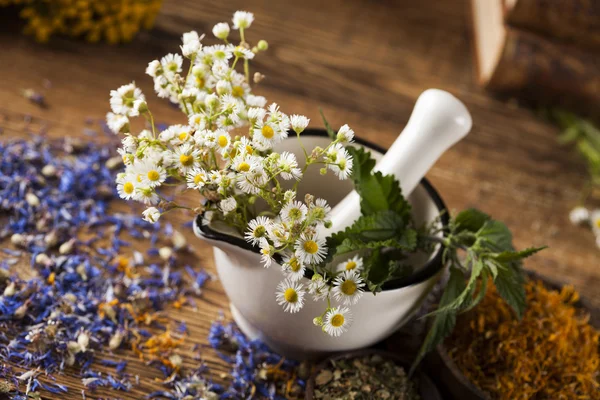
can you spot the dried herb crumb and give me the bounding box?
[314,354,420,400]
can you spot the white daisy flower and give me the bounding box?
[232,11,254,30]
[280,201,308,223]
[160,53,183,78]
[134,186,159,205]
[233,46,255,60]
[213,130,231,153]
[267,222,290,247]
[209,44,234,62]
[308,274,329,301]
[247,107,266,122]
[186,167,208,190]
[336,124,354,143]
[146,60,163,78]
[116,173,137,200]
[327,145,353,180]
[211,61,229,79]
[171,125,193,144]
[290,115,309,134]
[259,241,275,268]
[245,216,271,246]
[181,31,202,57]
[109,83,145,117]
[142,207,161,223]
[278,152,302,180]
[281,255,305,281]
[121,136,137,153]
[188,113,206,130]
[106,112,129,134]
[138,161,166,188]
[204,93,219,110]
[237,166,267,194]
[323,306,352,337]
[219,197,237,215]
[569,206,590,226]
[212,22,230,40]
[310,198,332,224]
[168,143,200,172]
[253,121,285,147]
[336,255,364,273]
[275,278,305,313]
[216,80,232,95]
[332,270,365,306]
[295,233,327,265]
[153,75,174,99]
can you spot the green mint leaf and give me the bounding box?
[330,210,407,245]
[319,108,336,140]
[476,220,514,252]
[462,268,489,313]
[454,208,491,233]
[344,146,411,220]
[493,261,527,319]
[366,248,388,292]
[426,257,485,317]
[411,266,465,374]
[491,246,547,262]
[334,231,417,256]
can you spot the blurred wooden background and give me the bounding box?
[0,0,597,398]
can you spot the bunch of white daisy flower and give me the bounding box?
[110,11,362,336]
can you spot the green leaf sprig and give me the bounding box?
[319,112,545,373]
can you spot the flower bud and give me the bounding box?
[257,40,268,51]
[212,22,230,40]
[320,168,327,175]
[313,316,323,326]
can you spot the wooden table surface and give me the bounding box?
[0,0,598,398]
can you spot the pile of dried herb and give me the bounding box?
[446,279,600,400]
[312,354,420,400]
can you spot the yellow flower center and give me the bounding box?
[136,174,143,183]
[123,182,134,194]
[284,288,298,303]
[238,162,250,172]
[147,170,160,181]
[339,159,347,170]
[179,154,194,166]
[289,208,303,220]
[196,76,205,88]
[303,240,318,254]
[193,174,205,185]
[289,258,301,272]
[595,219,600,229]
[245,145,253,155]
[178,132,188,141]
[253,226,266,238]
[345,261,357,271]
[331,314,344,327]
[232,86,244,97]
[218,135,229,148]
[261,125,274,139]
[341,280,357,295]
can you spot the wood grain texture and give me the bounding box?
[504,0,600,51]
[0,0,597,398]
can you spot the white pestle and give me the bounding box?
[323,89,473,237]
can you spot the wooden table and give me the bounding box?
[0,0,597,398]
